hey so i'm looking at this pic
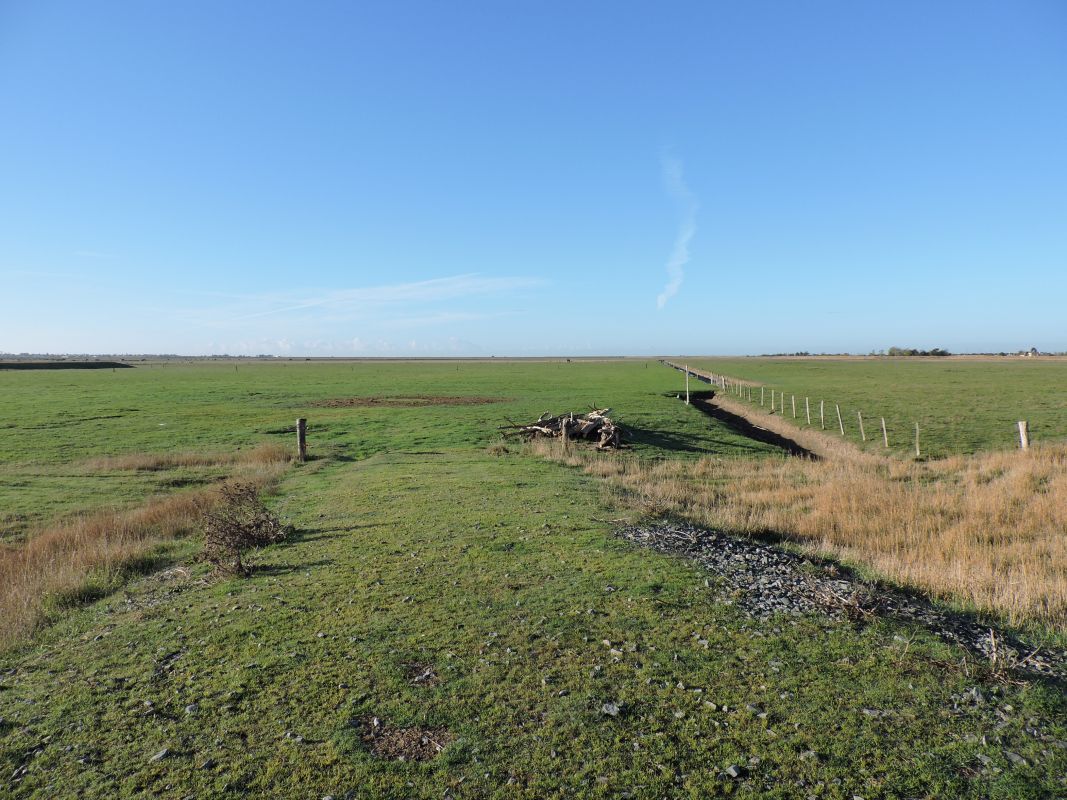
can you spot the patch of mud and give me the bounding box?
[403,663,440,687]
[358,715,452,761]
[618,521,1066,681]
[311,395,506,408]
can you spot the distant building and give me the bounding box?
[1027,347,1040,357]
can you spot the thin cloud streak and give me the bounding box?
[197,274,542,326]
[656,156,698,310]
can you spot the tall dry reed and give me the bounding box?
[0,452,289,648]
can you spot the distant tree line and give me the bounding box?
[885,347,951,357]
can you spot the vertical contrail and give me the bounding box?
[656,156,698,309]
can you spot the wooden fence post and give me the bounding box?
[685,365,690,405]
[805,397,811,425]
[761,387,765,406]
[858,411,866,442]
[914,422,920,457]
[836,404,844,435]
[881,417,889,448]
[791,394,796,418]
[1018,420,1030,450]
[297,418,307,462]
[820,400,825,429]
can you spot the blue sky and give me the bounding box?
[2,1,1065,355]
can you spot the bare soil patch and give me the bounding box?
[403,662,440,687]
[311,395,505,408]
[358,715,452,761]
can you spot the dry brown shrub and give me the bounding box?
[533,438,1067,629]
[200,482,288,576]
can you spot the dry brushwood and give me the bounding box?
[200,482,288,575]
[502,407,625,450]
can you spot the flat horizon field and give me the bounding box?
[679,356,1067,458]
[1,360,1064,798]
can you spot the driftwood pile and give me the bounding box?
[503,408,625,450]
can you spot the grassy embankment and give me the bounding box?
[682,356,1067,458]
[1,360,1064,798]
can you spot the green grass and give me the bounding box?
[683,356,1067,458]
[0,360,776,538]
[1,360,1064,797]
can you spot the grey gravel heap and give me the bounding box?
[616,521,1066,681]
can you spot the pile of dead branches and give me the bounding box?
[502,408,625,450]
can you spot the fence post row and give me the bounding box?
[1018,420,1030,450]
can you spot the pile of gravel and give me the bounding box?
[616,521,1066,681]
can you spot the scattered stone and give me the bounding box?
[601,702,621,717]
[184,704,199,715]
[149,748,169,762]
[1004,751,1029,768]
[724,764,744,779]
[615,522,1067,679]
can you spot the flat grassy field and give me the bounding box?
[682,357,1067,458]
[1,360,1064,798]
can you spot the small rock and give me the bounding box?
[149,748,169,762]
[1003,751,1029,768]
[184,704,199,715]
[724,764,743,779]
[601,702,621,717]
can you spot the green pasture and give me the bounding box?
[1,360,1063,798]
[0,360,775,538]
[683,357,1067,458]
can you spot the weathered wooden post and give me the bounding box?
[685,364,690,405]
[858,411,866,442]
[820,400,825,429]
[914,422,920,457]
[836,404,844,435]
[791,395,796,419]
[1018,420,1030,450]
[805,397,811,425]
[881,417,889,448]
[760,386,765,406]
[296,418,308,461]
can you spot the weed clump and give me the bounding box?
[201,483,288,576]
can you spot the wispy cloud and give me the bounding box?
[656,156,698,310]
[191,274,541,327]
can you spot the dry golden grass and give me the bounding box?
[535,436,1067,630]
[83,442,293,471]
[0,456,289,649]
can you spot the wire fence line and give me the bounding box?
[661,360,1034,457]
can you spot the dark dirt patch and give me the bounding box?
[310,395,506,408]
[403,663,440,687]
[358,715,452,761]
